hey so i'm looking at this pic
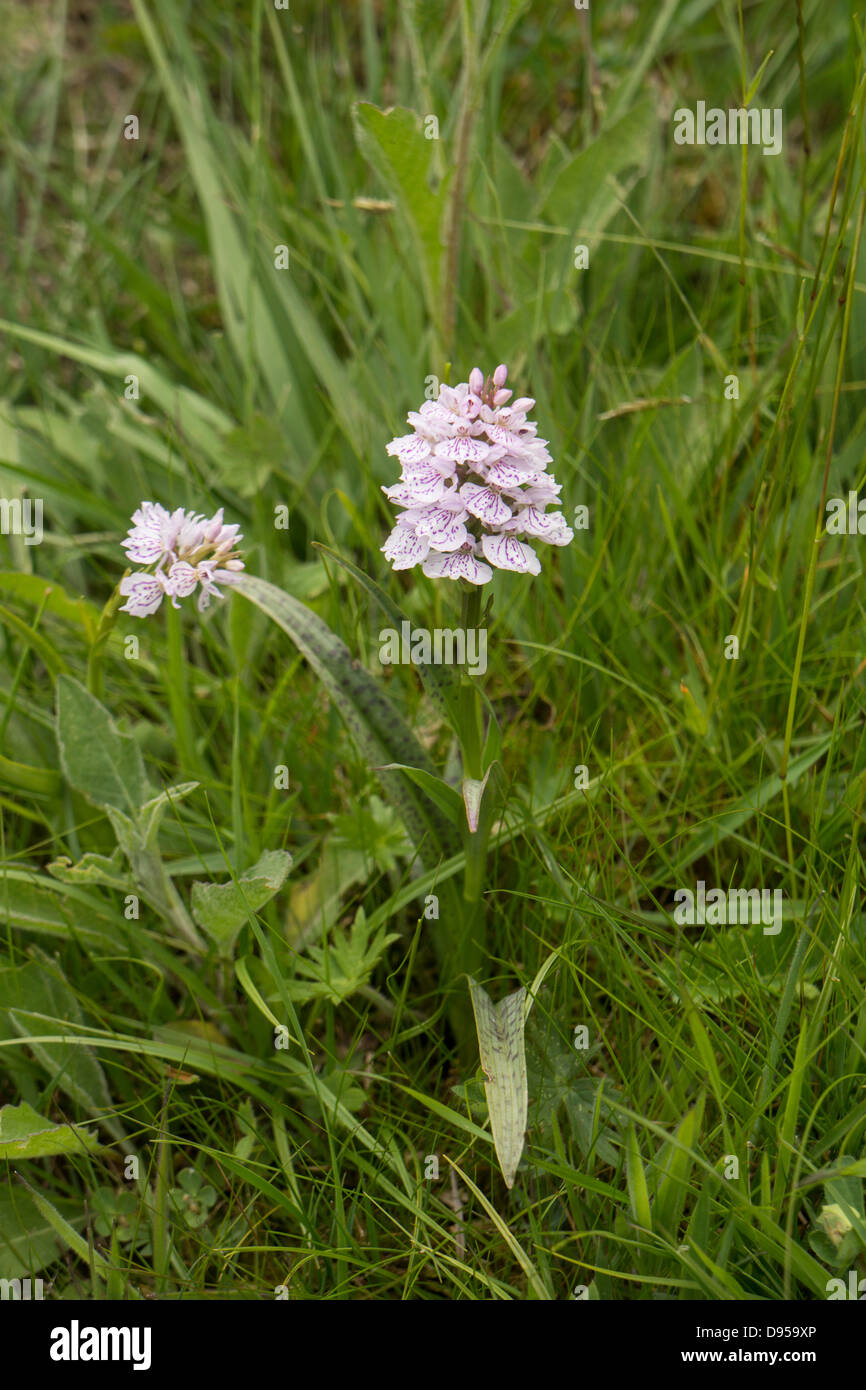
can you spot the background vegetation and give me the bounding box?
[1,0,865,1299]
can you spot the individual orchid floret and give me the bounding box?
[381,366,573,584]
[119,501,245,618]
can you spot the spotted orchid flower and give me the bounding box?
[381,366,572,584]
[119,502,244,618]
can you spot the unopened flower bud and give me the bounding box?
[493,364,508,387]
[493,388,512,405]
[469,367,484,395]
[204,508,224,542]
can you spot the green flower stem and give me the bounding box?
[452,582,493,1059]
[87,581,125,698]
[134,848,206,954]
[458,584,485,781]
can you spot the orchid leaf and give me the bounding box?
[234,574,461,866]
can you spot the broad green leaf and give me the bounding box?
[56,675,150,814]
[0,1186,86,1279]
[0,873,118,945]
[0,1102,101,1160]
[540,98,654,284]
[234,574,461,865]
[191,848,293,949]
[353,104,447,322]
[0,958,119,1138]
[468,978,528,1189]
[16,1175,110,1275]
[541,100,653,227]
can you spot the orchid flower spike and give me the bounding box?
[119,502,245,618]
[380,366,573,585]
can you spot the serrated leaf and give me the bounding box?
[56,675,150,814]
[468,978,528,1189]
[234,573,460,866]
[0,1102,102,1160]
[288,907,399,1006]
[191,848,293,949]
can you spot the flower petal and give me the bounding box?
[414,505,470,552]
[118,573,166,618]
[459,481,513,527]
[481,533,541,575]
[421,548,492,585]
[434,436,490,465]
[382,524,431,570]
[386,433,432,465]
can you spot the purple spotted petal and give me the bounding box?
[481,533,541,575]
[433,436,490,465]
[415,505,470,552]
[386,433,432,465]
[118,573,167,618]
[459,481,513,527]
[381,524,430,570]
[421,548,492,585]
[507,508,574,544]
[168,560,199,597]
[484,461,530,489]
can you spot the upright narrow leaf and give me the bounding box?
[469,978,528,1188]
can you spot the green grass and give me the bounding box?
[0,0,866,1300]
